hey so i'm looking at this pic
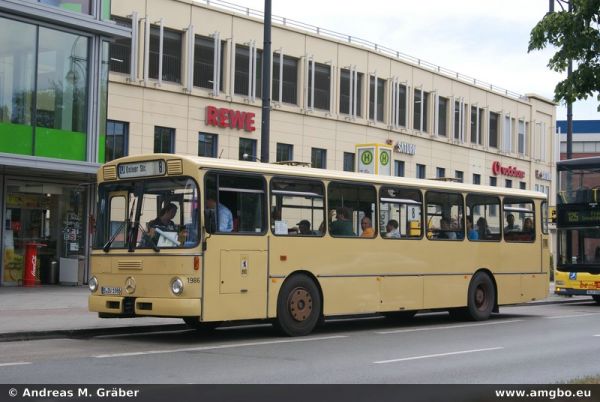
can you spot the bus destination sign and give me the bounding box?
[557,204,600,227]
[118,160,166,179]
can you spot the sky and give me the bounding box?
[219,0,599,121]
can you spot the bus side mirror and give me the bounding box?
[204,209,216,234]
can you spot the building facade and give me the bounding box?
[106,0,556,201]
[0,0,129,286]
[557,120,600,160]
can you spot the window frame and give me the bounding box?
[327,180,377,239]
[379,186,423,240]
[425,190,465,242]
[466,194,502,242]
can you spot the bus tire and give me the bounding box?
[276,274,321,337]
[465,272,495,321]
[183,317,221,333]
[593,295,600,305]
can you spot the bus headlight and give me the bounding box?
[170,277,184,295]
[89,276,98,293]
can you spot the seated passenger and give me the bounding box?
[438,217,457,240]
[360,216,375,238]
[385,219,401,238]
[523,217,534,233]
[504,214,520,233]
[206,197,233,232]
[297,219,316,235]
[476,217,491,240]
[330,207,355,236]
[467,216,479,240]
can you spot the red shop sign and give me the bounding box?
[492,161,525,178]
[206,105,256,132]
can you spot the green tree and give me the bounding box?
[528,0,600,109]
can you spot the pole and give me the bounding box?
[566,0,573,160]
[260,0,272,163]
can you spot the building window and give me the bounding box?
[489,112,499,148]
[489,176,497,187]
[369,76,385,122]
[454,99,466,142]
[518,119,526,155]
[413,89,429,132]
[38,0,93,15]
[395,160,405,177]
[234,45,262,98]
[149,27,182,83]
[105,120,128,162]
[436,96,448,136]
[502,115,514,153]
[436,167,445,178]
[536,122,547,161]
[239,138,257,161]
[505,179,512,188]
[455,170,464,183]
[276,143,293,162]
[272,53,298,104]
[154,126,175,153]
[194,35,224,90]
[473,174,481,185]
[343,152,355,172]
[109,17,131,74]
[416,164,426,179]
[198,132,218,157]
[339,68,362,117]
[391,82,408,128]
[520,182,527,190]
[308,62,331,111]
[470,106,483,145]
[311,148,327,169]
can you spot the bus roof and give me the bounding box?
[557,156,600,171]
[103,154,547,200]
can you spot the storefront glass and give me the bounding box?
[2,181,86,285]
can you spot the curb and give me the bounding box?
[0,323,188,343]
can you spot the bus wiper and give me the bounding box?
[103,220,127,253]
[137,222,160,252]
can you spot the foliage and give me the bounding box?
[528,0,600,109]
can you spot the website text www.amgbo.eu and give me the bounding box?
[495,388,592,400]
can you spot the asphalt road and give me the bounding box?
[1,300,600,384]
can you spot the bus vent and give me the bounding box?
[123,297,135,315]
[118,260,142,270]
[167,159,183,175]
[103,166,117,181]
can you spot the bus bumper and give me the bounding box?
[554,287,600,297]
[89,295,201,317]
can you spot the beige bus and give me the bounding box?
[89,154,550,336]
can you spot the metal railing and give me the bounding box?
[194,0,528,101]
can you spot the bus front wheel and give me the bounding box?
[465,272,495,321]
[276,274,321,336]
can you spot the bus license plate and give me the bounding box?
[101,287,122,295]
[586,290,600,295]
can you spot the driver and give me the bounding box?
[145,203,178,246]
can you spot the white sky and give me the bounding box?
[225,0,599,121]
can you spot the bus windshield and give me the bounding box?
[94,177,199,250]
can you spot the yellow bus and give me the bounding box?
[89,154,550,336]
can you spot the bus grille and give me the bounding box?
[118,260,142,270]
[167,159,183,175]
[123,297,135,315]
[103,166,117,181]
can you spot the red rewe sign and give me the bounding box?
[206,106,256,132]
[492,161,525,178]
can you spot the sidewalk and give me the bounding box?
[0,283,586,340]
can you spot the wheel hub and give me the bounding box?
[475,286,488,310]
[288,287,313,322]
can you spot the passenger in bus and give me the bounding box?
[206,197,233,232]
[297,220,315,235]
[476,217,491,239]
[504,214,520,233]
[385,219,401,238]
[438,218,457,239]
[467,216,479,240]
[360,216,375,238]
[523,218,534,233]
[330,207,355,236]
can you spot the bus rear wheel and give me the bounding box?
[183,317,221,333]
[593,295,600,305]
[276,274,321,337]
[465,272,495,321]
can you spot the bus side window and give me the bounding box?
[205,172,266,234]
[425,191,464,241]
[270,178,325,236]
[379,186,422,239]
[503,197,535,243]
[328,182,376,238]
[466,194,501,241]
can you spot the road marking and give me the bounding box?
[545,312,600,320]
[373,347,504,364]
[0,362,31,368]
[94,335,347,359]
[376,319,524,334]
